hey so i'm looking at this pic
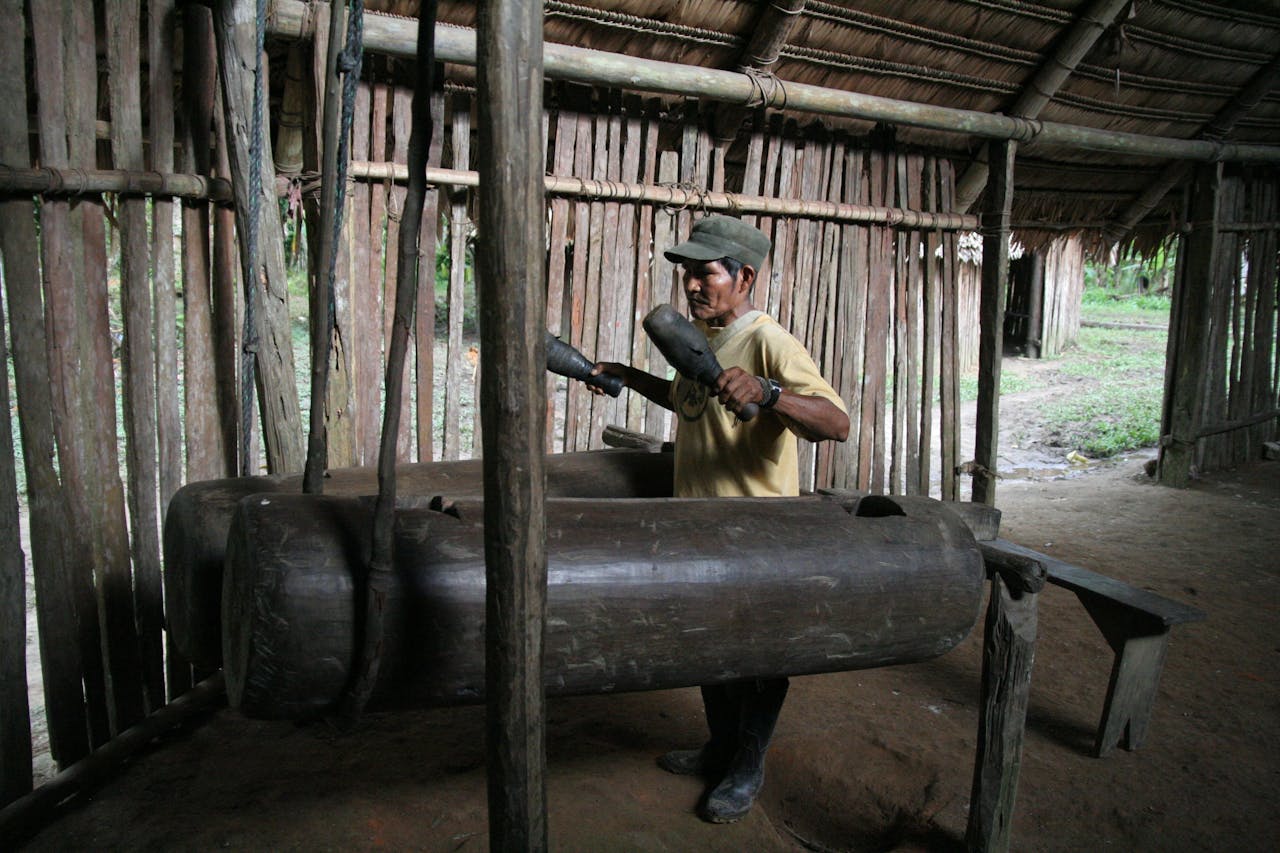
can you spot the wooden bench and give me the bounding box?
[979,538,1207,758]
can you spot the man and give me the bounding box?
[590,214,849,823]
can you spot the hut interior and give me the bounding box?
[1,0,1278,849]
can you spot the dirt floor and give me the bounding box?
[12,358,1280,852]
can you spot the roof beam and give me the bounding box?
[1102,52,1280,246]
[954,0,1132,212]
[266,1,1280,164]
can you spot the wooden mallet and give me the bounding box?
[643,304,758,421]
[544,330,625,397]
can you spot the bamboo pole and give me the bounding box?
[268,1,1280,164]
[476,0,549,844]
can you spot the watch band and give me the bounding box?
[757,375,782,409]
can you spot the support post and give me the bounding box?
[1159,163,1221,487]
[476,0,548,847]
[973,139,1016,505]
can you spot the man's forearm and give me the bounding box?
[771,392,850,443]
[622,367,674,410]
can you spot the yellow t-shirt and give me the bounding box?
[668,311,847,497]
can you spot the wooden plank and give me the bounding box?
[757,115,784,315]
[776,133,804,331]
[444,94,471,460]
[210,84,244,477]
[966,574,1038,853]
[811,139,843,490]
[0,0,88,764]
[832,145,863,489]
[213,0,305,474]
[975,149,1014,503]
[475,0,549,842]
[107,0,165,713]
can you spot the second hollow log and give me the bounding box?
[222,493,985,719]
[163,448,675,668]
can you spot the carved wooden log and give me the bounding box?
[163,449,674,667]
[222,494,985,719]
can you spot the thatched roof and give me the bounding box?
[362,1,1280,249]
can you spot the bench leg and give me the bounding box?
[966,575,1039,853]
[1077,595,1171,758]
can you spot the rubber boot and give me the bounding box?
[658,684,737,778]
[700,678,789,823]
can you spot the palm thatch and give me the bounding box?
[356,0,1280,249]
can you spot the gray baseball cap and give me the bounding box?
[664,214,771,270]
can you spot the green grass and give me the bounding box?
[959,370,1036,403]
[1079,285,1172,325]
[1039,385,1162,458]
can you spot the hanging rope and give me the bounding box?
[340,0,437,726]
[303,0,365,494]
[240,0,267,477]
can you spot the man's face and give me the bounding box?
[681,259,750,327]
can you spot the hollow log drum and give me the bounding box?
[223,493,985,719]
[163,449,675,667]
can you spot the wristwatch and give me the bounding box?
[756,375,783,409]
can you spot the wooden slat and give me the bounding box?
[107,0,165,714]
[940,160,960,500]
[0,0,86,767]
[210,86,243,477]
[617,99,644,434]
[626,100,659,435]
[349,81,378,465]
[858,150,889,494]
[62,0,142,740]
[0,282,30,804]
[415,89,446,461]
[576,110,607,450]
[444,94,471,460]
[814,138,845,490]
[776,133,804,331]
[546,106,578,451]
[833,146,865,489]
[150,0,181,513]
[648,150,680,441]
[904,155,924,496]
[920,157,939,497]
[591,103,623,441]
[564,111,594,451]
[890,153,910,495]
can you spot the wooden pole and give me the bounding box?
[212,0,305,474]
[972,140,1016,505]
[268,1,1280,164]
[476,0,548,846]
[1159,164,1222,487]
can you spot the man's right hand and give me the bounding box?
[588,362,629,396]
